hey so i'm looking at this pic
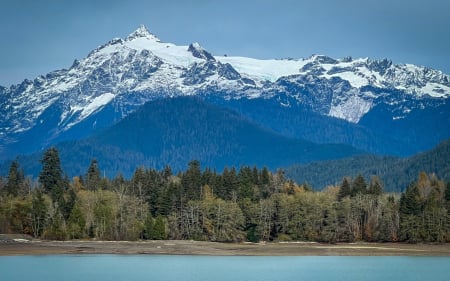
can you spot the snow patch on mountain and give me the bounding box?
[76,92,115,119]
[329,95,372,123]
[418,82,450,98]
[215,56,307,83]
[126,37,200,67]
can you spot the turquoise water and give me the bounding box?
[1,255,449,281]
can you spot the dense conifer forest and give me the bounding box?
[1,147,449,243]
[286,138,450,191]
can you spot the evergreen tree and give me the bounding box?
[400,183,421,216]
[221,167,239,201]
[337,177,351,200]
[399,183,422,242]
[252,166,260,185]
[0,176,5,194]
[181,160,202,201]
[423,186,446,242]
[6,160,25,196]
[259,167,271,198]
[261,167,270,185]
[152,215,167,240]
[238,166,255,200]
[67,203,86,239]
[86,159,101,191]
[351,174,367,196]
[31,189,47,238]
[368,176,383,196]
[201,168,214,188]
[63,187,77,220]
[143,214,155,239]
[39,147,66,205]
[131,166,146,197]
[158,181,181,216]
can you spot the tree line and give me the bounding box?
[1,147,449,243]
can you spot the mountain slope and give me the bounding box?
[1,25,450,161]
[0,25,255,159]
[7,97,363,177]
[205,97,422,156]
[285,138,450,192]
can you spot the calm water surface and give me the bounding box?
[1,255,449,281]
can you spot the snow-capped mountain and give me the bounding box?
[0,26,252,137]
[1,25,449,160]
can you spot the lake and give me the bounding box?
[1,255,449,281]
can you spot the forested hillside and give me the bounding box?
[206,97,415,156]
[1,148,449,243]
[285,138,450,192]
[0,97,361,178]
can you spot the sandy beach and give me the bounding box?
[1,235,450,256]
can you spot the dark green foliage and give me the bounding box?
[67,203,86,239]
[142,215,154,239]
[444,181,450,204]
[246,224,260,243]
[142,214,166,240]
[63,187,76,220]
[86,159,101,191]
[351,174,367,196]
[152,215,167,240]
[181,160,202,201]
[368,176,383,196]
[261,167,270,185]
[6,160,25,196]
[209,96,445,157]
[220,167,239,200]
[158,181,181,216]
[3,97,362,179]
[399,174,449,243]
[238,166,256,200]
[0,176,5,194]
[286,138,450,192]
[39,147,66,203]
[445,181,450,216]
[31,189,47,238]
[400,183,421,216]
[88,224,95,238]
[337,178,351,200]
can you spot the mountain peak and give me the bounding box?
[126,24,160,42]
[188,42,215,61]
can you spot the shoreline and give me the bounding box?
[1,238,450,256]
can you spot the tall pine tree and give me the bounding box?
[181,160,202,201]
[86,159,101,191]
[6,160,25,196]
[39,147,66,207]
[368,175,383,196]
[351,174,367,196]
[337,177,351,200]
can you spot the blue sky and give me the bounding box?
[1,0,449,86]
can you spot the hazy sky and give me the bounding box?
[1,0,449,86]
